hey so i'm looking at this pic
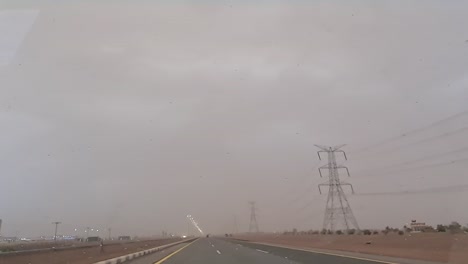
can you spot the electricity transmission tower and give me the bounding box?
[316,145,360,232]
[248,201,259,233]
[233,215,238,234]
[52,222,61,242]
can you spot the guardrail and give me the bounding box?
[93,238,196,264]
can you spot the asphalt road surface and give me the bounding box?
[125,242,190,264]
[128,238,396,264]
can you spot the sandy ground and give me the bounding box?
[0,238,181,264]
[0,241,74,252]
[235,233,468,264]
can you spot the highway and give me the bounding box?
[128,238,395,264]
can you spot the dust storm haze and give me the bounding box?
[1,0,468,238]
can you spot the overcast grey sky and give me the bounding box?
[1,1,468,238]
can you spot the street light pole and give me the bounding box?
[85,227,91,241]
[52,222,61,242]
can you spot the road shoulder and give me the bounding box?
[232,240,444,264]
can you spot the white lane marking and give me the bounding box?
[237,244,242,247]
[211,244,214,247]
[216,250,221,254]
[256,249,269,254]
[252,243,398,264]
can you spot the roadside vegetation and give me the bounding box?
[282,221,468,236]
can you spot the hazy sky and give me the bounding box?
[1,1,468,238]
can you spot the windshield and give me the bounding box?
[1,1,467,264]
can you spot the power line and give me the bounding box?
[284,161,321,196]
[297,199,319,213]
[384,146,468,168]
[355,126,468,160]
[355,184,468,196]
[360,157,468,179]
[356,146,468,176]
[351,110,468,155]
[287,183,316,206]
[261,161,321,210]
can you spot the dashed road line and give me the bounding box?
[256,249,269,254]
[250,242,399,264]
[216,250,221,255]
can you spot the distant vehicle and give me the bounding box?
[1,237,18,243]
[206,234,209,238]
[118,236,131,241]
[86,236,101,242]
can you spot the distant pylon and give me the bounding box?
[316,145,360,232]
[248,201,259,232]
[233,215,238,234]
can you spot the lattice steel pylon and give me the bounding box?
[248,201,259,233]
[316,145,360,232]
